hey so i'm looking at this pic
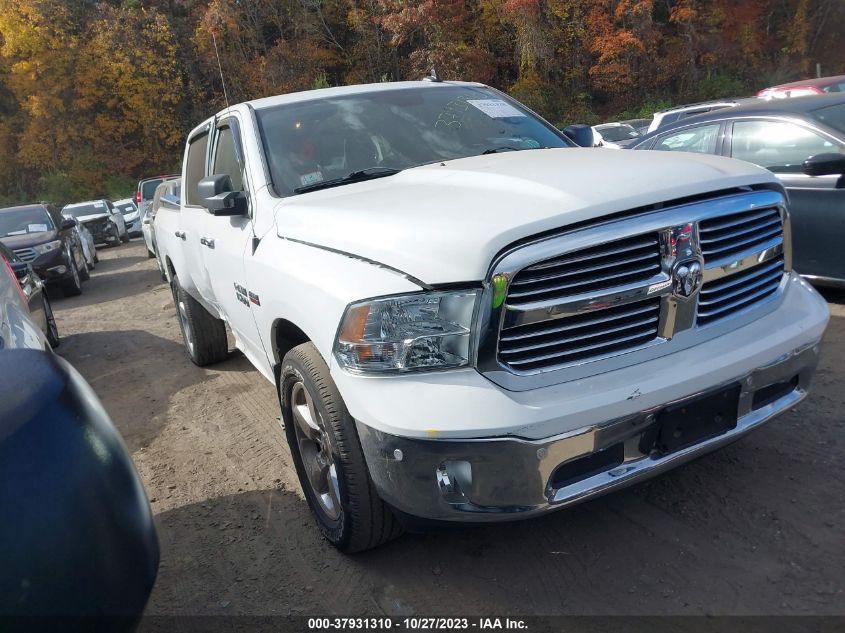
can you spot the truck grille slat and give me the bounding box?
[498,298,660,372]
[506,233,661,306]
[697,256,784,325]
[699,216,781,246]
[510,250,659,287]
[501,315,659,355]
[499,302,658,342]
[698,267,784,308]
[698,207,783,260]
[698,207,777,233]
[518,237,658,273]
[507,262,661,301]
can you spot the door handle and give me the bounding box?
[200,237,215,249]
[174,230,186,240]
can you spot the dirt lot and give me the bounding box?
[51,239,844,617]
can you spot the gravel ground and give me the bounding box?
[50,239,844,617]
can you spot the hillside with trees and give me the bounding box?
[0,0,843,204]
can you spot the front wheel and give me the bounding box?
[170,275,228,366]
[120,231,130,243]
[280,342,403,552]
[78,256,90,281]
[61,257,83,297]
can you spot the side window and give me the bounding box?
[730,120,838,172]
[185,131,209,206]
[212,125,244,192]
[652,124,721,154]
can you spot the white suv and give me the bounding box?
[156,81,829,551]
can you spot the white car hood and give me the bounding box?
[274,148,777,285]
[77,213,112,222]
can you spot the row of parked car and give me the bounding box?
[583,78,845,287]
[0,190,159,620]
[0,196,144,304]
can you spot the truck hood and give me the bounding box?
[274,148,776,285]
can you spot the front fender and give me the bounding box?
[247,235,422,371]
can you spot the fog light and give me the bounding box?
[436,460,472,504]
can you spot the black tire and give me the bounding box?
[78,257,90,281]
[120,230,130,243]
[157,256,167,282]
[280,342,403,552]
[171,275,228,366]
[147,248,155,259]
[61,257,83,297]
[93,252,99,264]
[43,292,60,348]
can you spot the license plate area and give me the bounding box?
[655,384,741,455]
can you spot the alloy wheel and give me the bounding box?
[290,380,341,521]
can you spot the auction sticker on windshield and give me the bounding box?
[467,99,525,118]
[28,223,48,232]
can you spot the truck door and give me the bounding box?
[177,126,218,306]
[198,117,265,363]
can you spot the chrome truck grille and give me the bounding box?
[697,207,785,326]
[478,189,791,391]
[13,248,37,262]
[506,234,661,306]
[498,298,661,372]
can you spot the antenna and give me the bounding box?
[211,31,231,112]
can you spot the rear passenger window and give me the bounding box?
[652,124,721,154]
[212,125,244,192]
[730,120,838,172]
[185,132,209,206]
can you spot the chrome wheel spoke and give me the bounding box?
[291,383,320,441]
[290,379,341,521]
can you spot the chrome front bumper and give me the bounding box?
[357,340,822,522]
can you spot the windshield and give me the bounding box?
[255,85,572,196]
[63,202,110,218]
[141,180,164,200]
[810,103,845,136]
[115,202,136,215]
[0,206,55,237]
[596,124,640,142]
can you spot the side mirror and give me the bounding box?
[803,153,845,176]
[562,124,595,148]
[61,218,77,230]
[198,174,247,216]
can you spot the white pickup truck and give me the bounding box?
[156,80,829,552]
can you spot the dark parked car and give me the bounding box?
[630,93,845,287]
[0,241,59,348]
[0,349,159,622]
[0,203,88,296]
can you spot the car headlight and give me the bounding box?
[33,240,62,255]
[334,290,478,372]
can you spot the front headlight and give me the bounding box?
[334,291,478,373]
[33,240,62,255]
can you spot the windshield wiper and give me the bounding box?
[294,167,402,194]
[482,146,522,155]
